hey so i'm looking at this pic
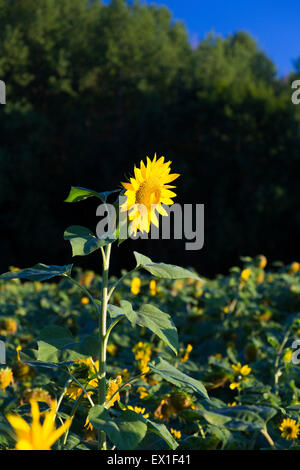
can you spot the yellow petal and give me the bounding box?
[47,418,72,448]
[6,414,31,435]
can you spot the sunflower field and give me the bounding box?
[1,157,300,452]
[1,252,300,450]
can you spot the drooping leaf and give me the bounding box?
[134,251,201,280]
[0,264,73,282]
[146,420,178,450]
[198,405,277,432]
[64,225,114,257]
[88,406,147,450]
[114,300,178,355]
[148,358,208,399]
[35,326,99,363]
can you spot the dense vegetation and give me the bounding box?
[0,0,299,276]
[1,255,300,449]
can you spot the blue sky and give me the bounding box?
[142,0,300,76]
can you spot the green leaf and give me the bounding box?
[24,360,75,369]
[0,264,72,281]
[116,300,178,355]
[266,334,280,351]
[134,251,201,280]
[64,225,113,257]
[35,326,99,363]
[148,358,208,399]
[146,420,178,450]
[107,304,126,319]
[88,406,147,450]
[198,405,277,432]
[65,186,120,203]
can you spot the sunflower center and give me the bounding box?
[286,427,293,434]
[135,176,162,207]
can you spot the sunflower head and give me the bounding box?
[279,417,300,440]
[121,154,180,235]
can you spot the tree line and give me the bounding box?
[0,0,299,276]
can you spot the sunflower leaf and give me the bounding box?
[134,251,201,280]
[64,225,114,256]
[65,186,120,203]
[118,300,178,355]
[0,264,73,281]
[197,405,277,432]
[148,358,208,399]
[88,406,147,450]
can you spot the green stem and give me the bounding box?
[55,377,72,418]
[261,428,275,448]
[98,243,112,450]
[104,316,124,345]
[67,371,95,408]
[63,394,84,446]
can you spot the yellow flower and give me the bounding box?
[16,345,22,361]
[132,342,152,377]
[137,386,149,399]
[10,267,20,282]
[85,375,124,431]
[0,318,17,336]
[283,350,293,363]
[65,384,83,400]
[107,344,118,356]
[34,281,42,292]
[289,262,300,275]
[0,367,13,391]
[180,344,193,363]
[240,269,251,282]
[227,402,237,407]
[79,271,95,287]
[80,357,99,373]
[257,255,267,269]
[170,428,181,439]
[105,376,122,409]
[256,272,265,284]
[81,296,89,305]
[232,362,251,376]
[84,416,93,431]
[149,280,157,296]
[279,418,300,440]
[131,277,141,295]
[229,382,240,390]
[127,406,149,418]
[174,280,184,290]
[121,154,180,235]
[223,306,230,314]
[6,400,71,450]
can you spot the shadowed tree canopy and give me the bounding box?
[0,0,299,276]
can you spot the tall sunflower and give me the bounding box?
[121,154,180,235]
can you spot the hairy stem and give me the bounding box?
[98,243,112,450]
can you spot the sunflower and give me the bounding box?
[121,154,180,235]
[6,400,71,450]
[279,418,300,441]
